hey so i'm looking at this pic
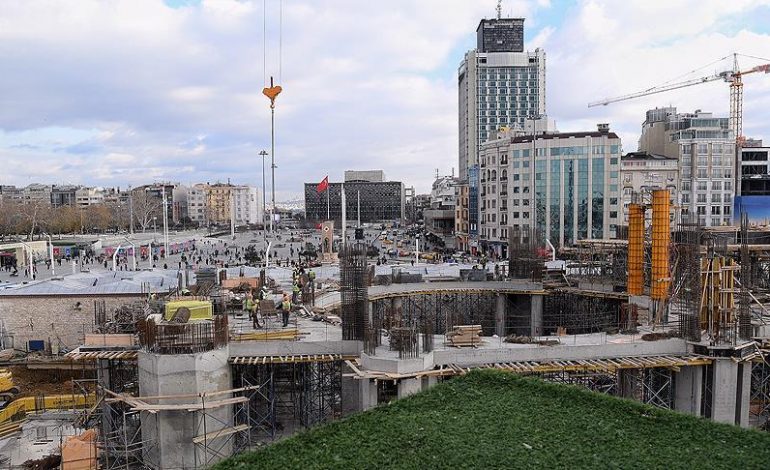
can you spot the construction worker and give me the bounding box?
[292,281,301,305]
[281,293,292,327]
[247,293,261,329]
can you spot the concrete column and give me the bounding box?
[360,379,378,411]
[495,294,506,337]
[711,359,739,425]
[674,366,703,416]
[138,347,232,469]
[530,294,543,337]
[340,374,361,417]
[398,378,422,399]
[736,362,752,428]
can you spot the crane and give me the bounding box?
[588,53,770,147]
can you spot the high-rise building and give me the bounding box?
[458,16,546,240]
[638,108,734,226]
[478,122,622,255]
[477,18,524,53]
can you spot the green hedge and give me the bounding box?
[215,370,770,469]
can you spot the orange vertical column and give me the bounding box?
[627,203,644,295]
[651,190,671,301]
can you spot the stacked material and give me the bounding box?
[447,325,483,347]
[233,329,300,341]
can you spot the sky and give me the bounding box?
[1,0,770,201]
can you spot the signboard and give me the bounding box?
[735,196,770,226]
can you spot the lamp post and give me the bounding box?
[128,184,134,235]
[162,186,169,257]
[259,150,268,231]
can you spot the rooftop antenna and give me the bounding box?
[496,0,502,19]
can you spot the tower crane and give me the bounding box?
[588,53,770,147]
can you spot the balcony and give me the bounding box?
[500,191,508,196]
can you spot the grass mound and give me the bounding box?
[216,369,770,469]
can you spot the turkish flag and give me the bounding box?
[317,176,329,193]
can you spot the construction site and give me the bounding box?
[0,193,770,468]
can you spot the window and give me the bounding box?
[697,194,707,203]
[711,206,721,215]
[697,181,707,190]
[712,181,722,190]
[712,194,722,203]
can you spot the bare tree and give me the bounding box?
[131,191,163,232]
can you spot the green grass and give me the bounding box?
[215,370,770,469]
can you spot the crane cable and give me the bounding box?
[262,0,284,85]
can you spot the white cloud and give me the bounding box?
[0,0,768,200]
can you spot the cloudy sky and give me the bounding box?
[1,0,770,201]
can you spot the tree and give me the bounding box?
[131,191,163,232]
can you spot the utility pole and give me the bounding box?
[262,76,282,233]
[259,150,268,231]
[162,186,169,258]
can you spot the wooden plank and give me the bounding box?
[192,424,250,444]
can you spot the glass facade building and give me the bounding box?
[478,127,622,254]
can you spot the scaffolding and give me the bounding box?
[232,360,342,442]
[99,386,256,469]
[542,289,624,335]
[371,292,499,337]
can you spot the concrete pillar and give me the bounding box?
[138,347,232,469]
[711,359,739,425]
[530,294,543,337]
[674,366,703,416]
[340,374,361,417]
[736,362,752,428]
[360,379,378,411]
[495,294,506,337]
[398,378,422,399]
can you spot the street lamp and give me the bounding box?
[259,150,268,231]
[153,216,157,241]
[128,184,134,235]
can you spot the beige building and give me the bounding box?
[620,152,679,224]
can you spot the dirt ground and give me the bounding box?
[8,366,95,397]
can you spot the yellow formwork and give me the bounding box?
[628,203,645,295]
[651,190,671,300]
[0,393,96,424]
